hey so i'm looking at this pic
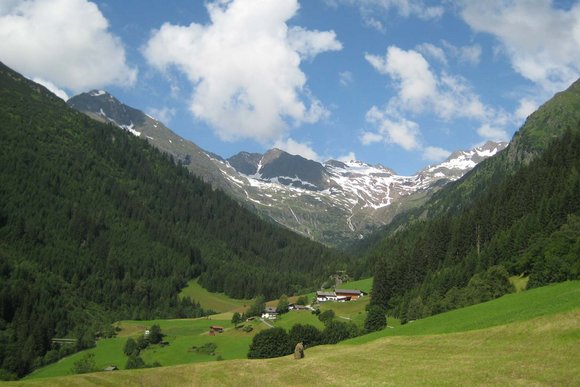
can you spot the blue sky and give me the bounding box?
[1,0,579,174]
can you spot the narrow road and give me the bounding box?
[260,318,274,328]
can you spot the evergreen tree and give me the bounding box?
[276,295,289,314]
[364,305,387,333]
[231,312,242,328]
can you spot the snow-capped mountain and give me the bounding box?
[221,141,506,245]
[68,90,507,247]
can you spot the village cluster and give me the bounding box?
[261,289,365,320]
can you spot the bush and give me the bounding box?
[318,309,335,324]
[247,328,292,359]
[71,352,97,374]
[193,342,217,355]
[125,355,146,369]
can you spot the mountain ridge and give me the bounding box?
[68,90,507,247]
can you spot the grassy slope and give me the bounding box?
[179,279,253,313]
[9,309,579,386]
[15,281,578,385]
[347,280,579,344]
[24,317,266,380]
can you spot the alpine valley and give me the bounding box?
[0,62,579,384]
[68,91,507,247]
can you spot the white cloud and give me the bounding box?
[362,15,386,33]
[422,146,450,161]
[327,0,444,29]
[274,138,321,161]
[514,98,539,122]
[339,71,353,86]
[366,46,489,120]
[147,107,176,125]
[461,0,580,93]
[32,77,69,101]
[365,45,513,149]
[477,124,509,142]
[441,41,482,65]
[360,131,384,145]
[288,27,343,60]
[143,0,342,144]
[363,0,443,20]
[337,151,357,163]
[366,47,437,110]
[0,0,137,93]
[416,43,447,66]
[365,106,421,150]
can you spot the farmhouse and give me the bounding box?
[316,291,337,302]
[261,306,279,320]
[316,289,364,302]
[209,325,224,336]
[335,289,364,301]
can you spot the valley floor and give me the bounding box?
[5,308,579,386]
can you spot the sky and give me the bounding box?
[1,0,579,175]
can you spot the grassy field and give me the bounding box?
[17,281,579,385]
[10,308,579,386]
[24,316,266,380]
[347,280,580,344]
[338,277,373,293]
[178,279,252,313]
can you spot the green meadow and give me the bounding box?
[17,280,579,385]
[178,279,253,313]
[347,279,580,344]
[10,297,579,386]
[24,316,266,380]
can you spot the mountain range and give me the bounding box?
[68,91,506,247]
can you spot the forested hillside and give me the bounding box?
[366,80,580,322]
[0,63,347,379]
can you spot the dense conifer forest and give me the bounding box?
[0,63,348,378]
[366,80,580,322]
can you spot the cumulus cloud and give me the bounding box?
[364,45,512,151]
[422,146,450,161]
[288,26,343,60]
[32,77,69,101]
[0,0,137,93]
[337,151,357,163]
[274,138,321,161]
[460,0,580,93]
[514,98,539,122]
[440,41,482,65]
[416,43,448,66]
[143,0,342,144]
[364,106,421,150]
[477,124,509,142]
[365,46,489,120]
